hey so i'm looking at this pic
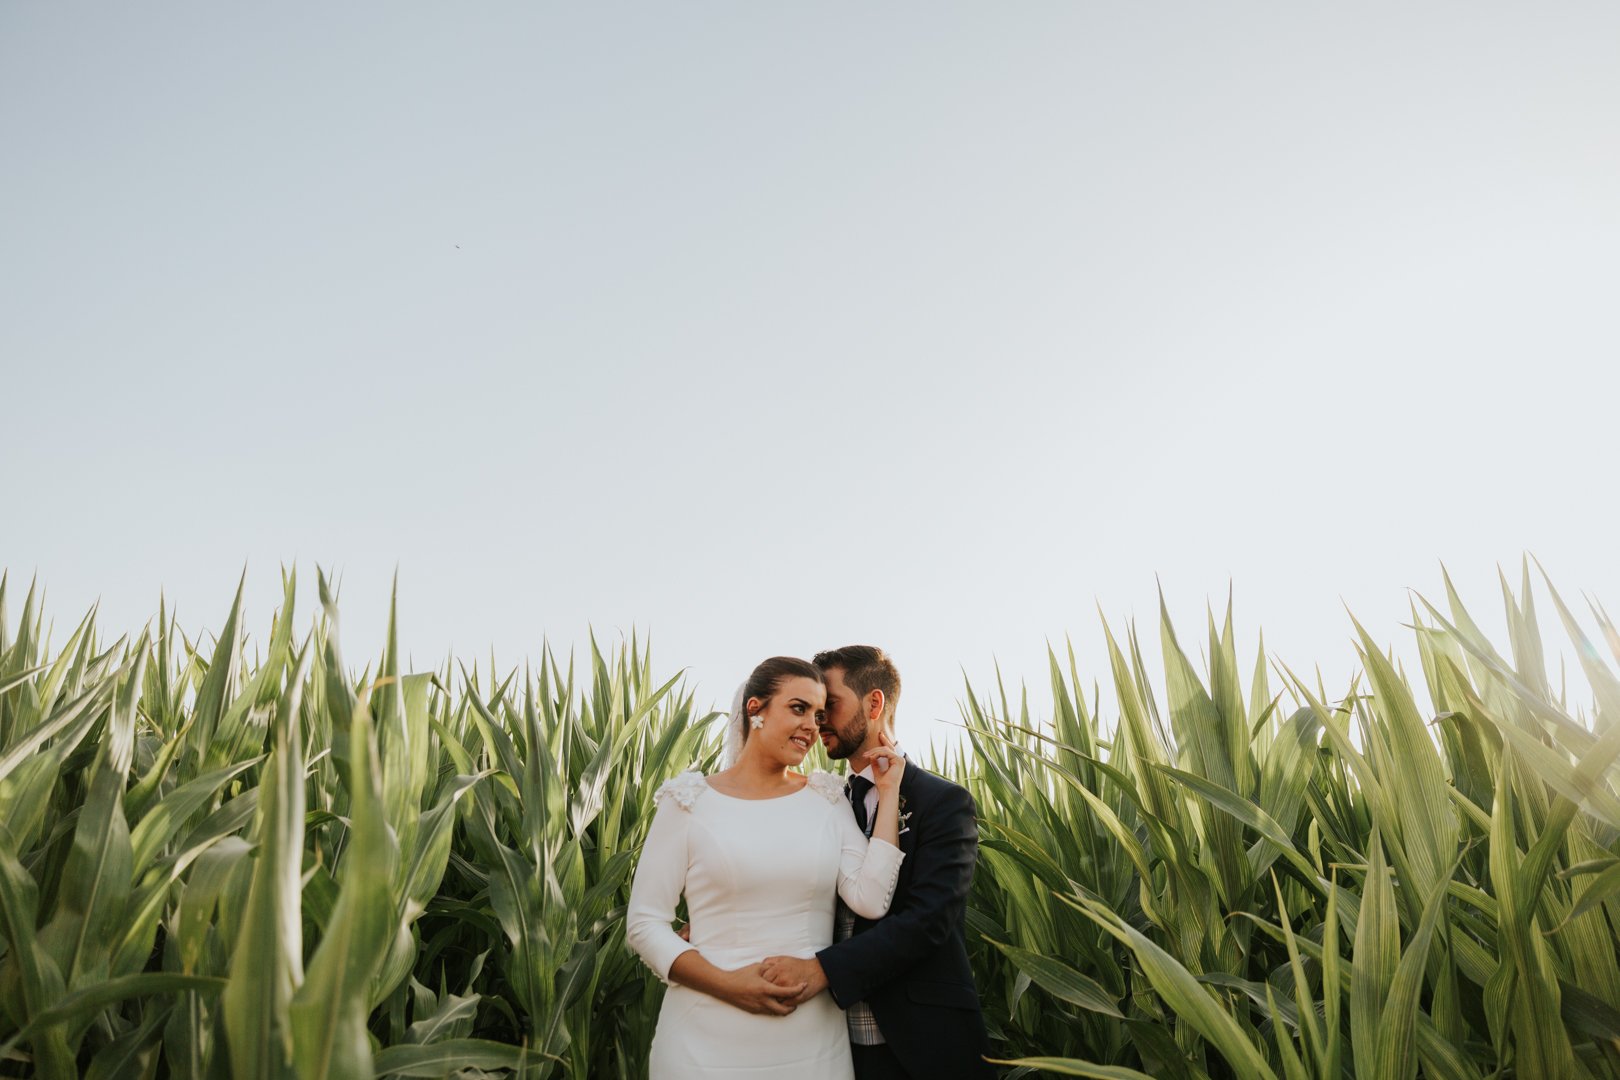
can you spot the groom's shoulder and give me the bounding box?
[905,761,973,808]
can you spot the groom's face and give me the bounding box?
[817,666,870,760]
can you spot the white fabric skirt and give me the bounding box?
[648,985,854,1079]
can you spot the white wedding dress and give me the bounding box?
[626,770,905,1079]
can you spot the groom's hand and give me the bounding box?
[760,956,828,1006]
[722,963,805,1016]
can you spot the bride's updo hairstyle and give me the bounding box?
[737,656,823,746]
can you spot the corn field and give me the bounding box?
[1,564,1618,1079]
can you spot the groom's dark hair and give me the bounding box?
[813,645,901,725]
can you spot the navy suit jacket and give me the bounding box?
[817,763,994,1079]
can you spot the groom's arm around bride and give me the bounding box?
[820,767,991,1079]
[763,647,994,1080]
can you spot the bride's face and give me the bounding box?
[746,676,826,767]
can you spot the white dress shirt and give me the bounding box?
[851,742,907,825]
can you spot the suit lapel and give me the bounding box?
[896,765,922,857]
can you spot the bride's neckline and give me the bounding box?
[702,775,811,802]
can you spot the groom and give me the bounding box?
[761,645,993,1080]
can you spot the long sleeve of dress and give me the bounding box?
[625,798,696,984]
[834,806,905,919]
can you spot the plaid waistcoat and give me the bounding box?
[837,778,885,1045]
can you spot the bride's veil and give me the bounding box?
[717,682,748,768]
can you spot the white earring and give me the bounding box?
[749,715,764,730]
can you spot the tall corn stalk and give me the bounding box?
[967,563,1620,1079]
[0,569,712,1078]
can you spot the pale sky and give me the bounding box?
[5,4,1618,753]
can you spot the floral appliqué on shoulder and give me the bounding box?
[805,771,847,804]
[654,770,709,812]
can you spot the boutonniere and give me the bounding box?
[898,795,913,836]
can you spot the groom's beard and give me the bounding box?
[821,714,867,761]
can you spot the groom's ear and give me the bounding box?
[866,689,886,722]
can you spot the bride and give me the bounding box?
[626,656,906,1079]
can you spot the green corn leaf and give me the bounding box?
[989,939,1124,1018]
[173,835,253,974]
[221,642,311,1079]
[128,756,261,868]
[988,1058,1156,1079]
[0,676,116,785]
[370,1038,532,1076]
[36,642,145,993]
[1148,763,1319,884]
[1553,860,1620,931]
[0,973,226,1061]
[289,688,400,1080]
[1066,896,1278,1080]
[84,999,171,1080]
[0,846,75,1076]
[1351,828,1398,1076]
[1374,857,1460,1079]
[1489,754,1576,1078]
[399,771,490,924]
